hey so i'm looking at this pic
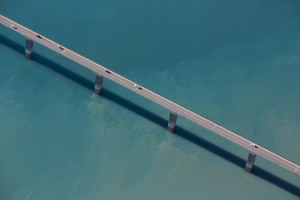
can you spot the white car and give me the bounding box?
[251,143,258,148]
[134,84,141,90]
[11,25,17,29]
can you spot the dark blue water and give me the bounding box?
[1,0,300,199]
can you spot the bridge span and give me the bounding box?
[1,14,299,176]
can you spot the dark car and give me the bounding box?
[11,25,17,29]
[105,70,111,74]
[36,35,42,39]
[57,45,64,50]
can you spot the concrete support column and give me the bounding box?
[167,112,177,133]
[25,38,33,59]
[94,74,103,95]
[245,152,256,172]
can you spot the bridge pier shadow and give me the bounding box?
[0,34,299,198]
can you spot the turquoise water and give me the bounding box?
[1,0,300,199]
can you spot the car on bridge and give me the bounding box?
[134,84,142,90]
[11,25,17,29]
[57,45,64,50]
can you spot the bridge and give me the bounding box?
[1,14,299,176]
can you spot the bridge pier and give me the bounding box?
[167,112,177,132]
[94,74,103,95]
[245,152,256,172]
[25,38,33,59]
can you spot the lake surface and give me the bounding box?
[1,0,300,199]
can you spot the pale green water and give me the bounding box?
[1,0,300,199]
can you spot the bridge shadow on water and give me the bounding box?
[0,34,299,197]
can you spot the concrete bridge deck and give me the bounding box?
[1,15,299,176]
